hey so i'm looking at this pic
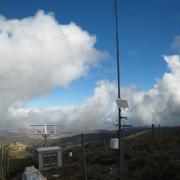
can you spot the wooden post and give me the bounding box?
[158,124,161,139]
[152,124,155,166]
[74,137,77,153]
[135,132,137,157]
[152,124,154,142]
[5,147,9,178]
[81,133,87,180]
[3,146,6,178]
[0,147,2,179]
[159,124,162,157]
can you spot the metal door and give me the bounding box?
[51,152,58,166]
[42,152,58,168]
[42,153,51,167]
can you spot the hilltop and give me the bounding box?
[1,126,180,180]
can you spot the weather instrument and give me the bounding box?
[116,98,128,109]
[29,124,61,147]
[113,0,131,169]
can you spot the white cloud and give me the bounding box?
[171,35,180,52]
[123,55,180,126]
[10,80,116,130]
[9,55,180,130]
[0,10,105,128]
[1,10,180,130]
[67,80,116,129]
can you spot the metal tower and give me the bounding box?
[114,0,129,169]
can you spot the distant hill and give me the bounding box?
[48,127,145,148]
[0,130,42,146]
[0,135,13,146]
[0,127,145,147]
[2,126,180,180]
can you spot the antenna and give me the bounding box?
[114,0,130,169]
[29,124,62,147]
[114,0,123,169]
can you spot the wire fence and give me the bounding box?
[0,145,9,180]
[0,125,180,179]
[0,144,30,180]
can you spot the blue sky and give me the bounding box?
[0,0,180,107]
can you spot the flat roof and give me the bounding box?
[37,146,61,152]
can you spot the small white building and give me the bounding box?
[37,146,62,170]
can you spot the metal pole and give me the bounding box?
[81,133,87,180]
[44,135,47,147]
[114,0,123,169]
[43,134,49,147]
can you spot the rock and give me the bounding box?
[22,166,47,180]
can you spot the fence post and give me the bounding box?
[0,147,2,179]
[5,147,9,178]
[81,133,87,180]
[3,146,6,179]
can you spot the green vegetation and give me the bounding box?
[1,127,180,180]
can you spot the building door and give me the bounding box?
[51,152,58,166]
[42,153,51,168]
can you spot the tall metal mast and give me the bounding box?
[114,0,123,169]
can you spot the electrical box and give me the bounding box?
[116,99,128,109]
[69,152,72,157]
[110,138,119,149]
[37,146,62,170]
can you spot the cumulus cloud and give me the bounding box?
[10,80,116,130]
[171,35,180,52]
[0,10,180,130]
[0,10,104,128]
[123,55,180,126]
[11,55,180,129]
